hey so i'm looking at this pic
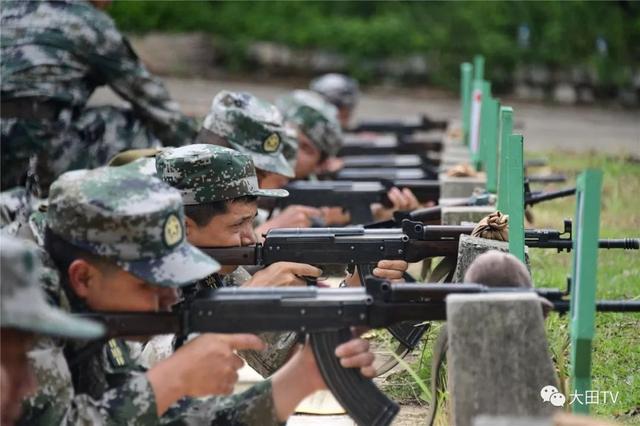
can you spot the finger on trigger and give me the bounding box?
[339,352,375,369]
[360,366,377,378]
[373,268,403,279]
[226,334,266,351]
[293,263,323,277]
[335,338,369,357]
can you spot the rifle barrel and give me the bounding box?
[525,188,576,206]
[552,300,640,313]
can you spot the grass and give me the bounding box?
[382,151,640,424]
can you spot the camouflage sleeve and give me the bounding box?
[20,339,158,425]
[221,267,300,377]
[161,379,283,426]
[239,331,299,378]
[87,16,198,146]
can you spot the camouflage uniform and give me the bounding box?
[156,145,299,377]
[276,90,343,157]
[1,235,104,339]
[198,91,298,178]
[19,166,282,425]
[0,0,197,195]
[196,91,299,228]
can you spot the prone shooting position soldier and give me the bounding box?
[17,165,375,425]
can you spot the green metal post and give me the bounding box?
[460,62,473,146]
[570,169,603,414]
[488,97,500,194]
[506,134,525,262]
[497,106,513,210]
[473,55,485,81]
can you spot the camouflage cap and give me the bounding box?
[156,144,288,204]
[201,91,297,178]
[276,90,343,157]
[47,167,220,287]
[310,73,360,109]
[1,235,105,339]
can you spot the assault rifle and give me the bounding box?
[349,113,449,135]
[275,180,441,224]
[81,278,640,426]
[203,220,638,281]
[332,167,566,184]
[367,187,577,228]
[338,133,443,156]
[275,180,574,225]
[333,167,438,181]
[328,156,565,185]
[334,153,440,169]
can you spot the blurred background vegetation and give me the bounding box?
[110,1,640,96]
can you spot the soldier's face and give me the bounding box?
[295,133,322,179]
[67,262,163,313]
[186,200,258,274]
[257,169,289,189]
[0,328,37,426]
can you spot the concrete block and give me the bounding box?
[440,175,487,199]
[442,206,496,226]
[447,293,559,426]
[453,235,530,283]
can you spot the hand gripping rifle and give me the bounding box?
[203,219,639,288]
[81,278,640,426]
[366,186,577,228]
[273,180,441,224]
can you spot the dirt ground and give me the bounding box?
[90,76,639,155]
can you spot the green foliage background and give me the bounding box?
[109,1,639,90]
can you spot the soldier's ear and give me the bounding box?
[67,259,100,299]
[184,216,197,238]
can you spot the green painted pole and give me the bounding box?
[497,106,513,210]
[483,97,500,193]
[506,134,525,262]
[473,55,485,81]
[570,169,603,414]
[460,62,473,146]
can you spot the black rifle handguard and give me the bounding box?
[310,328,399,426]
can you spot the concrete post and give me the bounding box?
[447,293,559,426]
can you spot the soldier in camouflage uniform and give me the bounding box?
[198,91,298,188]
[154,144,322,377]
[196,90,328,232]
[1,235,104,426]
[310,73,360,129]
[0,0,197,197]
[277,90,421,222]
[276,90,344,180]
[150,144,409,376]
[20,165,377,425]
